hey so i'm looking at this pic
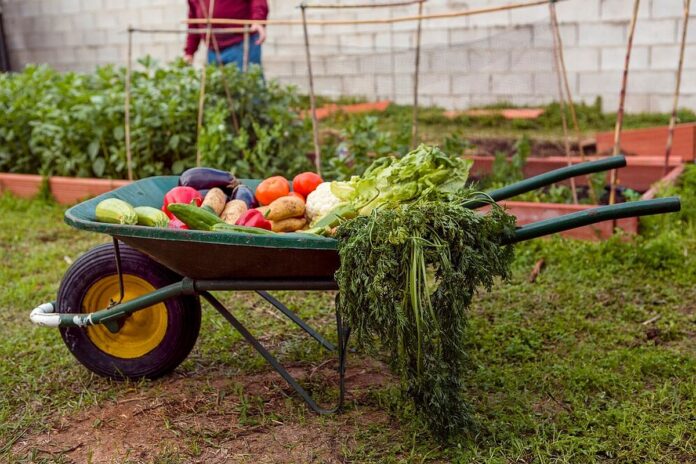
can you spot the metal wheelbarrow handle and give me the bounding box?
[466,155,627,209]
[507,197,681,244]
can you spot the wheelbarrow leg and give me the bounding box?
[201,291,350,415]
[256,290,336,352]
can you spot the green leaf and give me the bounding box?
[87,140,99,160]
[92,157,105,177]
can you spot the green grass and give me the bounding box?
[1,172,695,462]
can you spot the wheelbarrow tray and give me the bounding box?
[65,176,340,281]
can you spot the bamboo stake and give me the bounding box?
[195,0,239,131]
[129,27,247,34]
[411,0,423,148]
[243,25,250,72]
[186,0,565,26]
[125,26,133,181]
[301,0,426,9]
[301,4,322,176]
[195,0,216,167]
[664,0,691,175]
[549,2,577,204]
[610,0,640,206]
[549,0,596,203]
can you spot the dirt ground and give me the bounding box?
[12,360,396,464]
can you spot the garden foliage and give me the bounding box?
[0,59,312,179]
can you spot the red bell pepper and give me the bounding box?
[162,186,202,219]
[235,209,272,231]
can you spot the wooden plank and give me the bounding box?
[595,123,696,160]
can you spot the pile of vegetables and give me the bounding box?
[95,145,519,438]
[95,167,325,235]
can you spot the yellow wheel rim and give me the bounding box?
[83,275,168,359]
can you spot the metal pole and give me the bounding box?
[664,0,691,175]
[549,1,577,203]
[125,26,133,181]
[411,0,424,148]
[195,0,217,167]
[243,25,250,72]
[610,0,640,205]
[301,3,322,176]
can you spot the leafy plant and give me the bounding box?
[0,60,312,179]
[322,115,408,180]
[335,199,516,438]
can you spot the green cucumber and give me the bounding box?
[167,203,223,231]
[211,223,276,235]
[134,206,169,227]
[95,198,138,225]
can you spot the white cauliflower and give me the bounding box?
[305,182,341,224]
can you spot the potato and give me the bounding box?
[202,188,227,216]
[221,200,247,225]
[271,217,307,233]
[266,196,305,222]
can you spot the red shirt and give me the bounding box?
[185,0,269,55]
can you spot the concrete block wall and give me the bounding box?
[2,0,695,112]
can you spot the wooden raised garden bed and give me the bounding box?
[0,173,130,205]
[596,123,696,161]
[470,156,684,240]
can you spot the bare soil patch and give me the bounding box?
[13,359,396,463]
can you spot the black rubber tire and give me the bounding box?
[57,242,201,380]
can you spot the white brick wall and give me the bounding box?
[3,0,696,112]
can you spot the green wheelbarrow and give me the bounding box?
[29,155,681,414]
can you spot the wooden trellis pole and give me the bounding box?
[300,3,322,176]
[125,26,133,181]
[186,0,566,26]
[195,0,217,167]
[549,0,597,203]
[609,0,640,206]
[664,0,691,175]
[411,0,424,148]
[549,2,577,204]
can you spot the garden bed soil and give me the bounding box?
[466,137,590,159]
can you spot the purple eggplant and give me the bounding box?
[232,184,258,209]
[179,167,238,192]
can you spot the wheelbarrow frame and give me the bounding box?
[29,155,681,415]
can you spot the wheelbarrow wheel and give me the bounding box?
[57,242,201,380]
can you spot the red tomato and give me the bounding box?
[255,176,290,206]
[292,172,323,198]
[289,191,305,202]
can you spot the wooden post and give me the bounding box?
[243,25,250,72]
[664,0,691,175]
[125,26,133,181]
[301,3,322,176]
[549,2,577,204]
[610,0,640,205]
[195,0,216,167]
[411,0,424,149]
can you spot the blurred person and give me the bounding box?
[184,0,268,69]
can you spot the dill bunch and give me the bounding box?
[335,199,516,438]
